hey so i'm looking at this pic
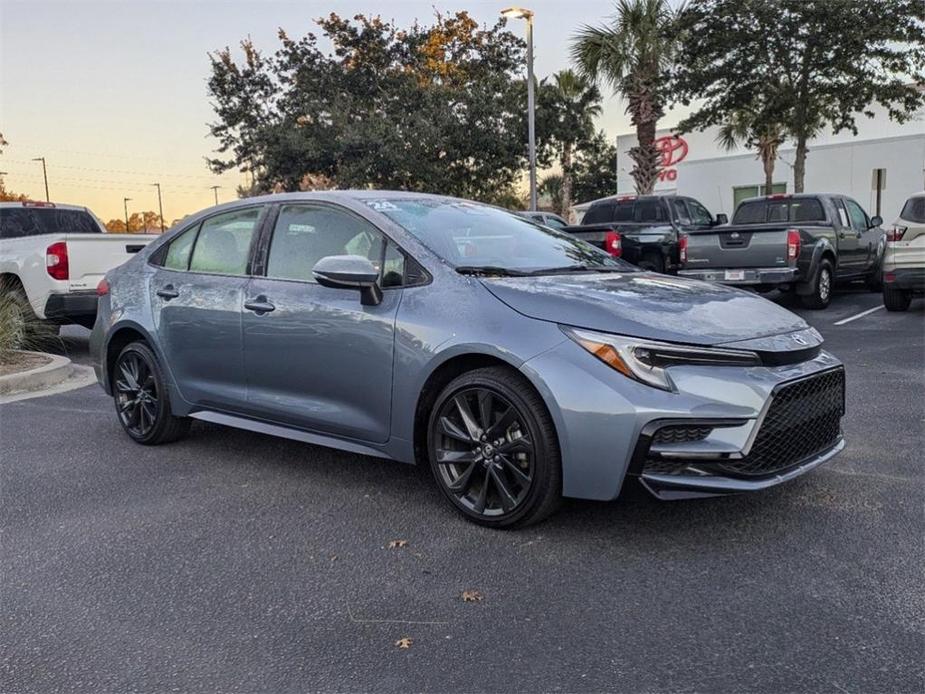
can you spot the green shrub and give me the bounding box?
[0,281,61,362]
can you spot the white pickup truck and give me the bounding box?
[0,201,158,328]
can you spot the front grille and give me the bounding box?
[643,368,845,478]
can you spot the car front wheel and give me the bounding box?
[112,342,190,445]
[427,367,561,528]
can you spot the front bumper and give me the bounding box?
[640,438,844,499]
[679,267,799,285]
[44,291,98,325]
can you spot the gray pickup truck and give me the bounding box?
[562,195,728,273]
[678,193,885,309]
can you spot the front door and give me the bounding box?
[843,197,878,276]
[242,203,404,443]
[150,206,264,408]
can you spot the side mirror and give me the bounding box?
[869,215,883,228]
[312,255,382,306]
[714,213,729,226]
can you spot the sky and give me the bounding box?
[0,0,688,222]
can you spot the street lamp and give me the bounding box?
[210,185,222,206]
[32,157,49,202]
[501,6,536,211]
[123,197,132,231]
[151,182,165,232]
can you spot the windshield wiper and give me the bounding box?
[455,265,531,277]
[525,264,625,275]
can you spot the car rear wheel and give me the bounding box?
[800,259,833,309]
[883,285,912,312]
[427,367,561,528]
[113,342,190,445]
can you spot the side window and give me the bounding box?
[687,199,714,226]
[669,199,691,225]
[544,216,566,229]
[188,208,261,275]
[266,204,388,284]
[163,224,199,270]
[833,199,850,228]
[844,199,869,232]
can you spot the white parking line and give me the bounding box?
[833,305,885,326]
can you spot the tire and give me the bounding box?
[637,252,665,274]
[882,285,911,312]
[427,366,561,528]
[800,259,834,309]
[112,341,190,445]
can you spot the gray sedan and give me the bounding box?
[90,191,846,527]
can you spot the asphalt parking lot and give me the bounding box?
[2,288,923,693]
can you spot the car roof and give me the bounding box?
[0,201,91,212]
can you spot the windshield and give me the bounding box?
[366,198,630,273]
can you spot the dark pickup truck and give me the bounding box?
[562,195,728,273]
[678,193,885,309]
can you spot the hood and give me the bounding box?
[481,271,810,346]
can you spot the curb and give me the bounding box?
[0,351,74,395]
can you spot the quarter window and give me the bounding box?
[266,205,392,284]
[188,208,261,275]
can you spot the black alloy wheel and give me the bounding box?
[113,342,190,444]
[428,367,561,527]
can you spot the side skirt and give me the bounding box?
[189,410,394,461]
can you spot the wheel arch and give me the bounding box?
[411,350,562,468]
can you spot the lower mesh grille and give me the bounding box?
[653,425,712,444]
[643,368,845,478]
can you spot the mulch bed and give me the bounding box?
[0,351,53,377]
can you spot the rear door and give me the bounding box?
[242,203,402,442]
[149,205,266,409]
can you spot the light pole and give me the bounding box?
[123,197,132,231]
[151,182,165,232]
[501,6,536,211]
[32,157,49,202]
[210,185,221,206]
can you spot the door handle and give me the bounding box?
[156,285,179,300]
[244,296,276,314]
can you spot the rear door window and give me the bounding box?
[0,207,101,238]
[188,208,262,275]
[669,199,691,225]
[686,199,714,226]
[832,199,850,228]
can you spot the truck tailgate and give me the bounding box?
[64,233,156,291]
[685,225,790,269]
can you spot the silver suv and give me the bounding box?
[883,192,925,311]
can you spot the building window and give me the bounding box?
[733,183,786,210]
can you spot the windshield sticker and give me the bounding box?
[366,200,399,212]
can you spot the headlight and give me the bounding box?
[562,326,761,392]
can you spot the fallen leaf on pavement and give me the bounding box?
[388,540,408,549]
[461,590,483,602]
[395,637,413,649]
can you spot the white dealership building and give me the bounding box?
[583,102,925,223]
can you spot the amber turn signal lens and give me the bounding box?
[575,337,633,378]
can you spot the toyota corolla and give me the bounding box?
[90,192,845,527]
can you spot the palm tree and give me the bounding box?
[544,70,602,215]
[571,0,681,194]
[539,174,564,213]
[717,111,786,193]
